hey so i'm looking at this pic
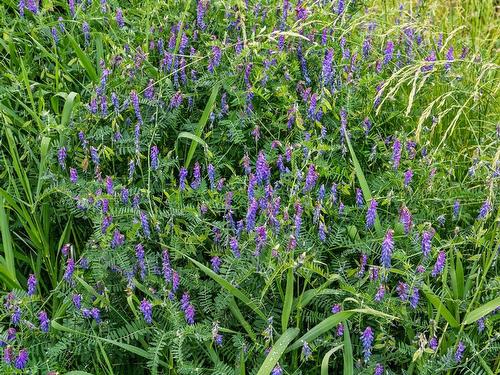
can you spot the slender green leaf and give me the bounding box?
[66,33,98,83]
[228,297,257,342]
[343,324,353,375]
[345,136,382,235]
[0,196,19,287]
[288,308,396,351]
[184,84,219,168]
[52,320,168,367]
[186,256,266,320]
[422,284,460,328]
[463,296,500,325]
[61,92,80,128]
[321,345,343,375]
[256,328,299,375]
[281,268,294,333]
[288,311,353,351]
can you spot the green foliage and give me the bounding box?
[0,0,499,374]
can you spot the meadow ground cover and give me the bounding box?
[0,0,499,374]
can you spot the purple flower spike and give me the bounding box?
[70,168,78,183]
[63,258,75,283]
[410,287,419,308]
[256,151,271,184]
[404,169,413,187]
[322,49,334,85]
[294,201,303,238]
[72,294,82,309]
[14,348,28,370]
[477,317,485,333]
[207,163,216,189]
[429,336,438,350]
[421,230,433,257]
[453,199,460,219]
[304,164,318,192]
[27,274,37,296]
[431,251,446,277]
[179,167,188,190]
[184,304,195,325]
[397,281,408,301]
[454,341,465,362]
[366,199,378,229]
[272,364,283,375]
[356,188,364,207]
[383,40,394,65]
[151,145,159,170]
[191,162,201,189]
[381,229,394,269]
[361,326,374,362]
[399,206,413,234]
[170,91,183,108]
[39,311,49,333]
[7,327,16,341]
[392,139,401,170]
[230,237,240,258]
[140,299,153,324]
[477,199,491,220]
[302,341,312,359]
[374,284,385,302]
[58,147,67,168]
[211,256,221,273]
[116,8,124,28]
[130,90,143,125]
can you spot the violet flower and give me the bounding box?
[366,199,378,229]
[392,138,401,170]
[140,299,153,324]
[39,311,49,333]
[431,251,446,277]
[27,274,36,296]
[374,284,385,302]
[179,167,188,190]
[360,326,374,361]
[454,341,465,362]
[421,230,433,257]
[477,199,491,220]
[14,349,28,370]
[381,229,394,269]
[116,8,124,28]
[303,164,318,192]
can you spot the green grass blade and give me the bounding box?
[176,131,210,159]
[281,268,294,333]
[345,136,382,235]
[256,328,299,375]
[320,345,343,375]
[184,84,219,168]
[52,320,168,367]
[342,323,353,375]
[228,297,257,342]
[422,284,460,328]
[66,33,98,83]
[288,308,396,352]
[61,92,80,128]
[186,256,267,320]
[287,311,353,352]
[463,296,500,325]
[5,128,33,205]
[0,196,19,287]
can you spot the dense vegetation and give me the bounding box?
[0,0,498,374]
